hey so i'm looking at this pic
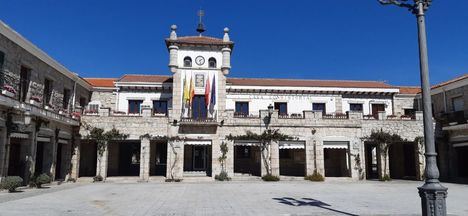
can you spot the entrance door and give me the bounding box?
[372,104,385,119]
[35,142,45,174]
[193,146,207,170]
[8,141,22,177]
[365,144,379,179]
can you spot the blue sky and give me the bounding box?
[1,0,467,86]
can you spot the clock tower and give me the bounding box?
[165,23,233,121]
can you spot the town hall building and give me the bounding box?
[0,19,428,184]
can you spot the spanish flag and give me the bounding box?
[189,74,195,105]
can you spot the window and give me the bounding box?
[153,100,168,115]
[184,56,192,67]
[43,78,53,105]
[79,97,87,108]
[274,102,288,116]
[313,103,326,114]
[235,102,249,115]
[208,57,217,68]
[349,103,363,112]
[88,103,99,113]
[19,66,30,102]
[404,108,416,117]
[128,100,143,114]
[63,89,71,109]
[452,96,464,112]
[192,95,207,119]
[279,149,292,159]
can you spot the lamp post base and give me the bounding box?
[418,182,448,216]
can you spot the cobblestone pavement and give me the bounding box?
[0,180,466,216]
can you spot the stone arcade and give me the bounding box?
[0,19,426,184]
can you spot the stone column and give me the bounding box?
[305,139,315,176]
[270,141,280,177]
[166,140,183,180]
[25,123,37,184]
[0,127,8,181]
[96,141,108,179]
[48,134,58,180]
[315,139,325,175]
[139,137,150,181]
[225,140,234,178]
[211,139,221,178]
[69,136,81,180]
[377,145,390,179]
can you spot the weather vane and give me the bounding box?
[196,9,206,36]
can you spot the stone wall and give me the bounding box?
[90,90,115,109]
[393,95,417,116]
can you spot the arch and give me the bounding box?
[184,56,192,67]
[208,57,217,68]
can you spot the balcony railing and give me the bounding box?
[437,110,467,126]
[234,112,259,118]
[323,113,349,119]
[278,113,303,119]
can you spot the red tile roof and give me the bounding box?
[86,75,405,90]
[226,77,395,89]
[398,86,421,94]
[117,74,172,83]
[432,74,468,89]
[165,36,233,46]
[84,78,117,88]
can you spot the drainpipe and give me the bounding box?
[71,80,77,111]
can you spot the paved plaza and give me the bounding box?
[0,180,466,216]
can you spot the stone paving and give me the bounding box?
[0,180,467,216]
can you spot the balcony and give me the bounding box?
[438,110,467,126]
[179,117,218,126]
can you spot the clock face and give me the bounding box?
[195,56,205,66]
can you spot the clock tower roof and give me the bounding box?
[165,35,233,48]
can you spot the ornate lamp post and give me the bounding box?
[377,1,447,215]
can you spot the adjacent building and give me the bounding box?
[430,74,468,183]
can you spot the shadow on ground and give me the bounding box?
[273,197,358,216]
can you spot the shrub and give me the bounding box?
[35,173,51,188]
[165,178,182,182]
[93,175,103,182]
[67,178,76,183]
[305,171,325,182]
[261,174,280,182]
[1,176,23,192]
[215,171,231,181]
[380,174,391,181]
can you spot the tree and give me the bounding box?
[226,129,296,177]
[361,129,404,180]
[82,123,128,178]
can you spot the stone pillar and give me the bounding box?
[48,134,58,180]
[166,140,183,180]
[142,107,152,117]
[305,139,315,176]
[211,139,221,178]
[99,107,110,117]
[225,140,234,178]
[270,141,280,177]
[96,141,108,179]
[315,139,325,175]
[0,127,8,181]
[140,137,150,181]
[377,145,390,179]
[25,123,37,184]
[69,136,81,180]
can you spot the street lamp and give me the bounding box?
[377,1,447,215]
[266,104,274,130]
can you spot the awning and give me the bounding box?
[10,132,29,139]
[323,141,349,149]
[185,140,212,146]
[58,139,69,144]
[58,131,72,139]
[453,142,468,148]
[37,137,51,142]
[279,141,305,149]
[234,140,260,146]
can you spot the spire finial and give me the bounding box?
[170,25,177,40]
[223,27,230,42]
[196,9,206,36]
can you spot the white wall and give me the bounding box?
[178,49,223,70]
[116,92,172,113]
[226,93,394,116]
[342,97,393,115]
[226,93,338,115]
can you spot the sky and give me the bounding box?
[0,0,467,86]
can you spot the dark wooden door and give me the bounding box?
[372,104,385,119]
